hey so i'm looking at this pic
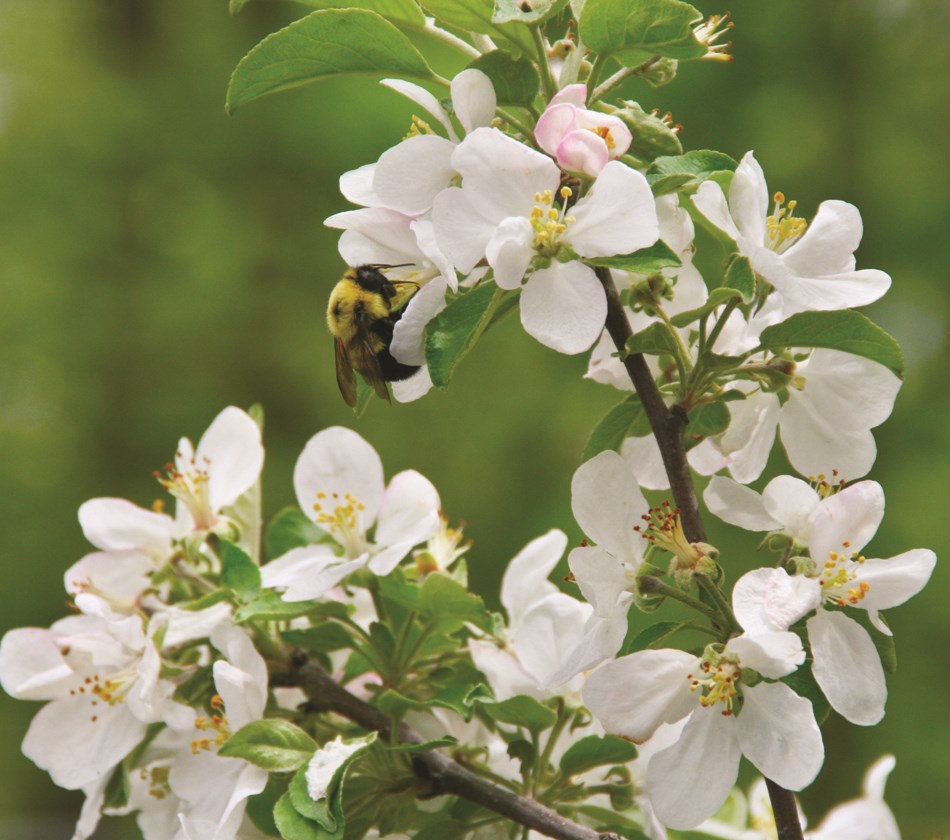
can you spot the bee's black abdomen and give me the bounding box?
[377,348,420,382]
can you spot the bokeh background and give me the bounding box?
[0,0,947,837]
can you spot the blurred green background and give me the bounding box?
[0,0,947,836]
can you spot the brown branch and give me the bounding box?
[596,267,803,840]
[292,654,622,840]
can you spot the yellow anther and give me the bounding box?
[560,186,572,199]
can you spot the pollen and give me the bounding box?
[766,191,808,253]
[588,124,616,150]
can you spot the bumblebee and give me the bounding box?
[327,264,420,407]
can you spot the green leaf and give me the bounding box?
[419,0,534,55]
[246,777,286,837]
[757,310,904,377]
[611,101,682,161]
[425,283,512,389]
[782,667,831,726]
[668,287,745,328]
[492,0,567,24]
[230,0,252,14]
[466,51,539,107]
[621,620,687,655]
[265,507,327,561]
[579,0,706,62]
[585,240,681,274]
[227,10,434,114]
[275,791,329,840]
[583,396,648,461]
[723,254,756,302]
[219,539,261,602]
[235,590,349,623]
[476,695,557,734]
[291,0,426,27]
[220,719,318,773]
[647,150,738,194]
[687,401,730,437]
[418,572,489,632]
[386,735,458,753]
[625,321,679,357]
[376,683,489,719]
[282,623,356,653]
[559,734,637,778]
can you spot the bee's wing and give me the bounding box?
[349,314,392,404]
[334,338,358,408]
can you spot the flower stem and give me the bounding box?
[532,27,557,102]
[422,21,481,59]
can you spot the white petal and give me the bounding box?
[544,608,628,688]
[583,650,697,741]
[294,427,384,528]
[737,681,824,789]
[432,186,497,274]
[704,476,781,532]
[761,474,821,541]
[195,407,264,513]
[520,261,606,354]
[515,592,592,690]
[155,603,234,650]
[779,397,879,480]
[728,629,805,678]
[773,267,891,315]
[586,327,634,392]
[646,709,741,829]
[374,135,457,216]
[410,218,458,291]
[211,624,268,723]
[64,550,155,604]
[390,277,448,366]
[568,545,628,615]
[692,180,741,240]
[856,548,936,633]
[380,78,457,140]
[468,640,537,701]
[78,498,177,555]
[0,627,79,700]
[781,200,863,277]
[728,151,768,245]
[567,162,659,257]
[807,481,884,562]
[375,469,441,549]
[451,68,496,133]
[807,610,886,726]
[261,546,365,602]
[719,390,781,484]
[619,433,670,491]
[732,568,821,635]
[391,365,434,403]
[485,216,534,289]
[501,530,567,628]
[571,450,648,563]
[339,163,379,207]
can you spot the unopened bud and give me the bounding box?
[786,555,817,577]
[606,100,683,161]
[639,57,678,88]
[627,273,674,311]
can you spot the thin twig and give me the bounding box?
[292,655,622,840]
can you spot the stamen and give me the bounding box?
[766,191,808,253]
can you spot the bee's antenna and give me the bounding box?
[372,263,414,271]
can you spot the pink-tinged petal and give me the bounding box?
[78,498,177,555]
[468,640,537,701]
[520,262,607,354]
[195,407,264,513]
[23,696,145,789]
[732,568,821,635]
[486,216,534,289]
[583,650,697,741]
[567,162,658,257]
[556,129,609,177]
[775,268,892,315]
[432,186,497,274]
[567,545,628,615]
[856,549,936,634]
[779,396,879,481]
[452,128,560,221]
[549,84,587,107]
[0,627,79,700]
[807,481,884,562]
[338,163,379,207]
[294,427,385,528]
[451,68,496,133]
[261,546,366,603]
[515,593,591,690]
[391,277,448,366]
[808,609,886,725]
[571,450,648,563]
[65,550,154,604]
[737,681,824,789]
[704,476,781,532]
[761,474,821,540]
[391,366,434,404]
[781,200,863,277]
[620,433,671,491]
[646,709,741,829]
[692,180,741,240]
[795,349,902,432]
[534,101,577,156]
[571,112,632,159]
[374,135,457,216]
[379,78,457,140]
[728,152,769,245]
[375,469,441,549]
[728,630,805,678]
[501,530,566,628]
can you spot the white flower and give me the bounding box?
[693,151,890,318]
[169,624,269,840]
[584,626,820,830]
[688,348,902,483]
[433,127,658,354]
[725,480,936,725]
[543,451,651,687]
[468,530,591,702]
[807,754,900,840]
[261,427,441,601]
